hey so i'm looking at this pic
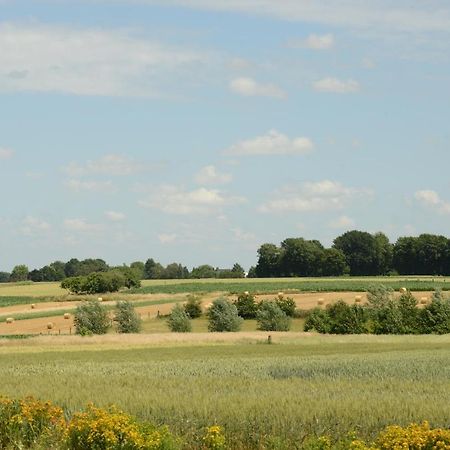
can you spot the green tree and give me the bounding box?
[184,295,202,318]
[234,292,257,319]
[114,300,142,333]
[320,248,349,276]
[190,264,216,279]
[10,264,29,282]
[231,263,245,278]
[207,298,243,332]
[130,261,145,279]
[255,243,282,277]
[280,238,324,277]
[167,304,192,332]
[256,300,290,331]
[74,300,110,335]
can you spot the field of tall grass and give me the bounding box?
[1,335,450,448]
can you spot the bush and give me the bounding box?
[275,294,296,317]
[256,300,290,331]
[304,308,332,333]
[207,298,243,332]
[74,300,110,335]
[233,292,257,319]
[114,300,142,333]
[184,295,202,318]
[61,271,133,295]
[420,290,450,334]
[366,284,394,308]
[167,304,192,332]
[326,300,368,334]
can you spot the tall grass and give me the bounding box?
[1,336,450,448]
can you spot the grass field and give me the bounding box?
[1,276,449,299]
[0,334,450,448]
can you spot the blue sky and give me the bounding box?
[0,0,449,271]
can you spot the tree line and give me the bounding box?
[0,257,246,283]
[252,231,450,277]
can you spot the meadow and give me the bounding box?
[1,335,450,448]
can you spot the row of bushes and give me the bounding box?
[61,270,141,295]
[74,300,142,335]
[305,287,450,335]
[0,396,224,450]
[167,294,295,333]
[1,396,450,449]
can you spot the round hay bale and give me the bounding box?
[355,295,362,303]
[98,297,103,302]
[420,297,428,305]
[31,303,36,309]
[47,322,54,330]
[244,291,250,295]
[64,313,70,320]
[6,317,14,324]
[317,299,324,306]
[399,287,407,294]
[277,292,284,299]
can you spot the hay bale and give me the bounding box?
[420,297,428,305]
[317,299,324,306]
[277,292,284,299]
[399,287,407,294]
[47,322,54,330]
[64,313,70,320]
[6,317,14,324]
[355,295,362,303]
[31,303,36,309]
[98,297,103,302]
[244,291,250,296]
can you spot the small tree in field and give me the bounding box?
[167,304,192,332]
[207,298,243,332]
[234,292,257,319]
[184,295,202,318]
[256,300,291,331]
[74,300,110,335]
[114,300,142,333]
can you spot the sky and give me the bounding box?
[0,0,449,271]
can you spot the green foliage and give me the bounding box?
[190,264,216,279]
[114,300,142,333]
[256,300,290,331]
[207,297,243,332]
[366,284,394,308]
[233,292,257,319]
[61,271,132,294]
[420,290,450,334]
[184,295,203,318]
[167,304,192,332]
[275,294,296,317]
[10,264,29,282]
[73,300,110,335]
[326,300,368,334]
[304,308,332,333]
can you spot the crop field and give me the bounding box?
[1,335,450,448]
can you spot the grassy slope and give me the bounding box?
[1,335,450,448]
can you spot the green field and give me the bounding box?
[0,276,448,300]
[1,335,450,448]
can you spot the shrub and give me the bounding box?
[61,276,84,294]
[168,304,192,332]
[114,300,142,333]
[275,294,296,317]
[304,308,332,333]
[184,295,203,318]
[203,425,226,450]
[207,298,243,332]
[233,292,257,319]
[256,300,291,331]
[67,404,177,450]
[366,284,394,308]
[326,300,368,334]
[420,290,450,334]
[74,300,110,335]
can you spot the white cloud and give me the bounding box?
[64,154,143,177]
[312,77,360,93]
[158,233,177,244]
[229,77,286,99]
[65,179,116,193]
[288,33,334,50]
[0,147,14,160]
[231,227,256,243]
[63,218,103,232]
[105,211,126,222]
[20,216,51,236]
[329,215,355,229]
[0,23,204,97]
[195,165,232,185]
[138,185,246,214]
[415,190,450,214]
[224,130,314,156]
[118,1,450,34]
[260,180,371,213]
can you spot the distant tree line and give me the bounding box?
[252,231,450,277]
[0,257,246,283]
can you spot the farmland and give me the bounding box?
[1,335,450,448]
[1,278,450,448]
